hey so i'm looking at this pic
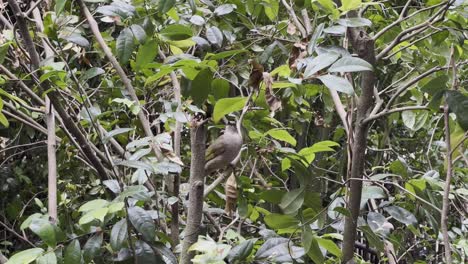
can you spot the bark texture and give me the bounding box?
[342,23,377,262]
[180,122,206,264]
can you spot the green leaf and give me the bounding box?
[266,129,297,146]
[36,252,57,264]
[206,49,247,60]
[110,219,128,251]
[103,127,134,143]
[81,67,104,80]
[29,218,57,247]
[190,68,212,105]
[213,97,247,123]
[360,225,384,252]
[316,237,342,257]
[83,233,103,263]
[0,42,11,65]
[304,52,340,78]
[317,74,354,94]
[128,206,156,241]
[158,0,176,13]
[421,75,448,95]
[211,78,230,100]
[279,188,304,214]
[263,0,279,21]
[446,90,468,130]
[264,213,300,229]
[384,206,417,225]
[0,112,8,127]
[135,240,164,263]
[78,199,108,212]
[328,56,373,72]
[206,26,223,46]
[129,24,147,44]
[214,4,236,16]
[5,248,44,264]
[306,235,324,264]
[55,0,68,16]
[116,28,135,65]
[64,240,81,264]
[339,0,362,11]
[160,25,192,41]
[337,17,372,27]
[227,239,255,262]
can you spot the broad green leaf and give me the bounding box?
[255,237,305,261]
[128,206,156,241]
[20,213,42,230]
[304,52,340,78]
[190,68,212,105]
[206,49,247,60]
[135,241,164,263]
[83,233,103,263]
[384,206,417,225]
[118,185,152,201]
[0,42,11,65]
[81,67,104,80]
[263,0,279,21]
[110,219,128,251]
[79,207,109,225]
[5,248,44,264]
[64,240,81,264]
[316,237,342,257]
[264,213,300,229]
[214,4,236,16]
[446,90,468,130]
[360,226,384,252]
[213,97,247,123]
[103,127,134,143]
[158,0,176,13]
[29,218,57,247]
[328,56,373,72]
[317,74,354,94]
[116,28,135,64]
[206,26,223,46]
[78,199,108,212]
[279,188,304,214]
[308,23,324,54]
[227,239,255,262]
[306,235,324,264]
[211,78,230,100]
[421,75,448,95]
[0,112,8,127]
[190,15,205,26]
[339,0,362,11]
[129,24,147,44]
[266,129,297,146]
[55,0,68,16]
[337,17,372,27]
[36,252,57,264]
[135,39,158,70]
[160,25,192,41]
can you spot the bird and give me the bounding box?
[204,125,242,174]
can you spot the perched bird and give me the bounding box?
[205,125,242,174]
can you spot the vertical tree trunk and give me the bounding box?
[341,21,377,262]
[180,121,206,264]
[31,1,58,222]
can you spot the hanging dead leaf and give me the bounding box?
[224,172,238,216]
[287,21,297,35]
[262,72,282,117]
[248,59,264,92]
[289,42,307,70]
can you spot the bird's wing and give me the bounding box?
[205,138,225,161]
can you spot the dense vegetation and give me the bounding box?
[0,0,467,263]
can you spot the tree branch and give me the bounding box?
[363,105,430,124]
[77,0,163,160]
[7,0,109,179]
[280,0,307,38]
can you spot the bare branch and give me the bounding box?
[77,0,164,160]
[280,0,307,38]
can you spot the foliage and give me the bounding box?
[0,0,467,263]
